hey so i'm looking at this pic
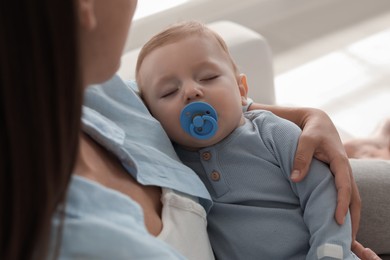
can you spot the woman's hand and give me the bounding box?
[293,108,381,260]
[287,107,357,226]
[248,104,380,259]
[249,104,357,222]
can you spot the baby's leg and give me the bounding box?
[344,118,390,159]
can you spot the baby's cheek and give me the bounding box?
[164,118,182,137]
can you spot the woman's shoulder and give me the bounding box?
[50,175,185,259]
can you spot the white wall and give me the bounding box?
[126,0,305,51]
[125,0,390,54]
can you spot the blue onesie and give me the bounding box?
[175,110,356,260]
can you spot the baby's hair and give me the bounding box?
[136,20,239,88]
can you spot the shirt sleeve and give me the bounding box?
[258,112,354,260]
[242,97,254,112]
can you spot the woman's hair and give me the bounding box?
[135,20,239,88]
[0,0,82,259]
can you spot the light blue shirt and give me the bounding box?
[51,75,212,259]
[51,176,186,259]
[83,75,212,211]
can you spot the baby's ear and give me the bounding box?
[238,74,249,105]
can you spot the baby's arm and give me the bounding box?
[295,160,353,259]
[247,103,356,228]
[261,112,354,259]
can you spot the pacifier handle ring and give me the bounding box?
[189,115,218,140]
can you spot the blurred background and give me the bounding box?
[130,0,390,140]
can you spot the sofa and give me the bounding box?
[118,20,390,259]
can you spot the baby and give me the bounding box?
[136,21,357,259]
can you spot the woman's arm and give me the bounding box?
[248,103,380,260]
[249,104,349,182]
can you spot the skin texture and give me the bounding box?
[78,0,136,86]
[138,35,248,149]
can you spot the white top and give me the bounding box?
[158,189,215,260]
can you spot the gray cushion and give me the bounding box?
[351,159,390,257]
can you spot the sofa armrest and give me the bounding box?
[351,159,390,258]
[117,20,276,105]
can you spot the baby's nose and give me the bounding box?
[184,83,203,101]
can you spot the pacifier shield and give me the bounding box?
[180,102,218,140]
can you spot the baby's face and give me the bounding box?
[138,35,246,148]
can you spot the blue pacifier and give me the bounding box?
[180,101,218,140]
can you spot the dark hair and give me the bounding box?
[0,0,82,259]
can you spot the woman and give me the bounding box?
[0,0,379,259]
